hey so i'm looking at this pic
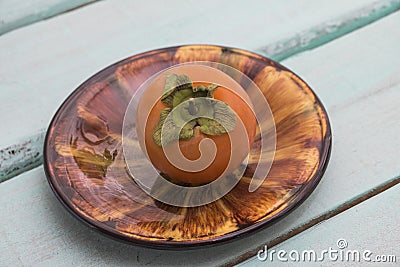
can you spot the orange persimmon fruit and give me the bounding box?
[136,66,257,185]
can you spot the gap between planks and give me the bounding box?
[258,0,400,61]
[222,174,400,267]
[0,0,100,36]
[0,0,399,182]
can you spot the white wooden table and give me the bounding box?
[1,0,399,266]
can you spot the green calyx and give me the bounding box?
[152,74,237,147]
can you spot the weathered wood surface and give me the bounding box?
[1,0,397,182]
[261,0,400,61]
[239,185,400,266]
[0,0,98,35]
[1,10,399,265]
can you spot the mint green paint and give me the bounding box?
[239,182,400,266]
[1,3,400,265]
[1,0,399,183]
[261,0,400,61]
[0,0,98,36]
[0,132,44,182]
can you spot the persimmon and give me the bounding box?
[136,66,256,185]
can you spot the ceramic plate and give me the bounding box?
[44,45,331,248]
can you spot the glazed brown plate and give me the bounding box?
[44,45,331,248]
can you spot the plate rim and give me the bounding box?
[43,44,332,249]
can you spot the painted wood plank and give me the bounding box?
[1,83,398,266]
[1,12,400,265]
[0,0,392,181]
[0,88,399,266]
[239,184,400,266]
[259,0,400,61]
[0,131,44,183]
[224,11,400,265]
[0,0,98,36]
